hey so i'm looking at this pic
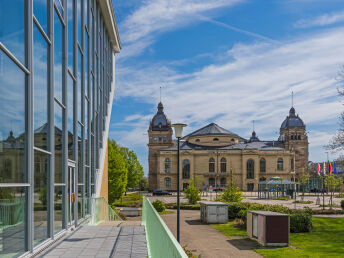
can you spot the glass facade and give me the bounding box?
[0,0,117,256]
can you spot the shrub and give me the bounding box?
[184,180,201,204]
[221,168,243,202]
[152,200,165,212]
[341,200,344,210]
[290,211,312,233]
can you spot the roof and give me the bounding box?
[281,107,305,129]
[161,140,286,152]
[150,102,171,131]
[183,123,240,138]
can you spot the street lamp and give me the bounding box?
[172,123,187,243]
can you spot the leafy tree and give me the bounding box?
[119,147,144,193]
[324,174,342,208]
[139,177,149,191]
[184,179,201,204]
[108,139,128,204]
[221,168,243,202]
[299,169,310,200]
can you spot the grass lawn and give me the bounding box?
[212,218,344,258]
[159,210,174,215]
[112,193,143,207]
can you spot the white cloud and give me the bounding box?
[118,0,245,59]
[294,10,344,28]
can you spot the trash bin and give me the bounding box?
[199,201,228,224]
[247,211,289,247]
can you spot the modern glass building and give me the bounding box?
[0,0,120,256]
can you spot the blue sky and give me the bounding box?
[110,0,344,175]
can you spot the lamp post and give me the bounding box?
[172,123,187,243]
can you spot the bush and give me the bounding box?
[184,180,201,204]
[221,186,243,202]
[290,211,312,233]
[341,200,344,210]
[152,200,165,212]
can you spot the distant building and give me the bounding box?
[148,102,309,191]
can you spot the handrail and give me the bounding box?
[142,197,187,258]
[90,197,121,225]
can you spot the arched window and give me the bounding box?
[260,158,266,173]
[182,160,190,179]
[163,136,167,142]
[209,178,215,187]
[159,136,162,142]
[213,138,219,141]
[220,178,226,187]
[165,177,171,188]
[195,139,200,142]
[231,138,235,142]
[277,158,283,170]
[290,134,294,140]
[247,159,254,179]
[165,158,171,173]
[209,158,215,172]
[297,134,301,140]
[290,158,294,170]
[220,157,226,172]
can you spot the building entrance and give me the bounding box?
[68,161,76,227]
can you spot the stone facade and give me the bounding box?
[148,103,309,191]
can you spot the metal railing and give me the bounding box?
[0,197,25,230]
[90,197,121,225]
[142,197,187,258]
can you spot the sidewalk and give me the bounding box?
[161,209,261,258]
[39,224,148,258]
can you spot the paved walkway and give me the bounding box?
[39,225,148,258]
[161,210,261,258]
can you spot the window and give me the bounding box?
[154,136,157,142]
[213,138,219,141]
[220,178,226,187]
[209,178,215,187]
[260,158,266,173]
[277,158,283,170]
[165,177,171,188]
[231,139,235,142]
[298,134,301,140]
[247,183,254,191]
[291,158,294,170]
[165,158,171,173]
[195,138,200,142]
[182,160,190,179]
[247,159,254,179]
[220,157,226,172]
[159,136,162,142]
[259,177,266,182]
[163,136,167,143]
[209,158,215,172]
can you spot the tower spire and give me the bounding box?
[292,91,294,107]
[253,120,255,132]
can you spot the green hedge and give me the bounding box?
[152,200,165,212]
[165,203,200,210]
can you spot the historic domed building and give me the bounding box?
[147,103,309,191]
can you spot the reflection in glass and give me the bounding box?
[55,102,63,183]
[54,185,63,233]
[78,49,82,122]
[67,1,73,69]
[77,124,82,183]
[33,0,47,33]
[85,166,89,215]
[54,11,63,102]
[0,0,25,63]
[78,185,83,219]
[33,25,48,150]
[77,0,82,45]
[85,99,89,166]
[0,187,25,257]
[34,151,48,246]
[0,51,25,183]
[67,75,74,160]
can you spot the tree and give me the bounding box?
[108,139,128,204]
[221,168,243,202]
[119,147,144,193]
[184,179,201,204]
[139,177,149,191]
[324,175,342,208]
[299,170,310,200]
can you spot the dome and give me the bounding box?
[249,131,260,142]
[280,107,305,129]
[150,102,171,131]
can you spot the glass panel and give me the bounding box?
[33,24,48,150]
[0,0,25,63]
[77,0,81,45]
[77,124,82,183]
[67,74,74,160]
[54,185,63,233]
[78,185,83,219]
[85,99,88,166]
[54,0,64,17]
[85,166,89,214]
[54,10,63,102]
[0,50,25,183]
[67,0,73,69]
[78,49,82,122]
[0,187,25,257]
[85,31,88,98]
[33,0,47,33]
[55,102,63,183]
[34,151,48,246]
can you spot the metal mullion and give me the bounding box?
[68,68,76,81]
[54,3,66,27]
[73,0,79,227]
[87,0,91,206]
[25,0,34,252]
[81,0,86,218]
[78,120,85,127]
[0,43,30,75]
[47,0,55,239]
[33,16,52,45]
[54,97,66,109]
[0,183,30,187]
[62,0,68,231]
[34,146,52,155]
[91,0,96,182]
[77,43,84,56]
